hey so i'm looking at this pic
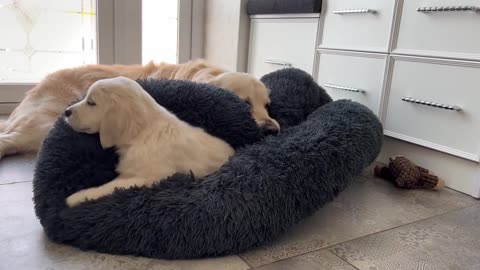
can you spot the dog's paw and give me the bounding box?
[66,191,90,207]
[66,188,102,207]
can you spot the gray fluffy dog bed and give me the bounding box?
[33,68,383,259]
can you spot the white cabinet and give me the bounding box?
[247,1,480,197]
[247,14,319,79]
[317,50,387,115]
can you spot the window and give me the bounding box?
[0,0,97,83]
[142,0,178,64]
[0,0,199,114]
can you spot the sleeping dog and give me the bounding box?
[64,77,234,207]
[0,59,279,160]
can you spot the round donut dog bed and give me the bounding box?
[33,68,383,259]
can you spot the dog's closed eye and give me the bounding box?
[87,100,96,106]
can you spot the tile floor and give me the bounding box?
[0,156,478,270]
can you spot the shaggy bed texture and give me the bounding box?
[33,68,383,259]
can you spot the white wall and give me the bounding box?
[203,0,249,72]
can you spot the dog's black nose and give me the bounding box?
[261,120,280,136]
[64,109,72,117]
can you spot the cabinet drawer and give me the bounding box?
[384,57,480,162]
[316,51,387,115]
[319,0,395,52]
[395,0,480,60]
[247,16,318,78]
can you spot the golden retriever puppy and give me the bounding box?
[0,59,279,160]
[64,76,234,207]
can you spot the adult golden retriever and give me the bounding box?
[64,76,234,207]
[0,59,279,159]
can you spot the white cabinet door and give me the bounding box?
[319,0,396,52]
[248,15,318,79]
[394,0,480,60]
[317,50,387,116]
[384,56,480,163]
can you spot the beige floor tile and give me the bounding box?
[361,160,385,178]
[252,250,356,270]
[330,205,480,270]
[0,235,251,270]
[1,155,478,270]
[0,234,251,270]
[0,155,36,184]
[0,182,250,270]
[240,177,476,267]
[0,182,39,240]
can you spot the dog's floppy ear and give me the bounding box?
[99,105,142,149]
[99,106,123,149]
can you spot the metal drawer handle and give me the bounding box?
[264,60,292,67]
[401,97,461,111]
[324,83,365,93]
[333,9,376,14]
[417,6,480,12]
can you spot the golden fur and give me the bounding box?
[0,59,279,159]
[65,77,234,207]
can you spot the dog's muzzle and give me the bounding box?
[260,120,280,136]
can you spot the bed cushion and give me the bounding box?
[33,68,382,259]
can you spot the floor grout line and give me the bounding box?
[329,250,361,270]
[243,203,478,269]
[239,256,253,269]
[246,250,361,270]
[0,180,33,185]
